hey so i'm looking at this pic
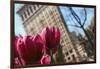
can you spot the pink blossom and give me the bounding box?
[14,57,26,66]
[14,27,61,66]
[40,27,61,53]
[40,54,51,64]
[14,36,19,58]
[15,35,44,65]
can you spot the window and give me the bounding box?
[72,54,76,62]
[68,57,71,60]
[30,27,33,32]
[29,6,33,13]
[27,9,30,16]
[67,45,72,50]
[34,6,36,10]
[24,11,27,18]
[65,52,69,56]
[37,5,40,8]
[69,49,73,53]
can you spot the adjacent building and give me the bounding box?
[70,32,88,61]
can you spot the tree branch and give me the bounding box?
[70,14,80,26]
[82,8,87,26]
[67,24,81,28]
[69,7,81,24]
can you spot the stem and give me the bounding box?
[50,50,55,64]
[58,45,65,64]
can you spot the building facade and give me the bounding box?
[17,4,84,63]
[70,32,88,61]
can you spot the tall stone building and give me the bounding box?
[17,4,84,63]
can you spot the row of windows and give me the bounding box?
[63,49,77,62]
[65,49,73,56]
[25,15,46,34]
[21,5,42,21]
[32,6,61,28]
[24,6,61,27]
[24,6,67,35]
[26,22,48,35]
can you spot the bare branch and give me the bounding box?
[70,14,80,26]
[67,24,81,28]
[69,7,81,24]
[82,8,87,26]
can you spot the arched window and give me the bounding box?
[29,6,33,13]
[33,6,36,10]
[27,8,30,16]
[24,11,27,18]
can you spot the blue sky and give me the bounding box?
[60,6,94,36]
[15,4,94,36]
[15,4,26,36]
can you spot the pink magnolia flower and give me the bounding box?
[14,36,19,58]
[14,57,26,66]
[15,35,44,65]
[40,54,51,64]
[40,27,61,53]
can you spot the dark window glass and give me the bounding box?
[34,6,36,10]
[69,49,73,53]
[68,57,70,60]
[37,5,40,8]
[30,6,33,13]
[24,12,27,18]
[30,27,33,32]
[27,9,30,16]
[72,54,76,62]
[66,52,69,56]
